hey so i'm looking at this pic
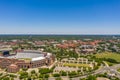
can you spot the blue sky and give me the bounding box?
[0,0,120,34]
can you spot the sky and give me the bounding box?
[0,0,120,34]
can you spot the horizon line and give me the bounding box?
[0,34,120,35]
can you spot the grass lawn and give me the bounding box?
[95,52,120,62]
[19,58,31,60]
[63,63,90,67]
[117,68,120,72]
[105,61,116,66]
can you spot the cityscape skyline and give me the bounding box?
[0,0,120,34]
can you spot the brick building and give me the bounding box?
[0,50,55,73]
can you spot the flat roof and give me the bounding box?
[32,57,45,61]
[0,52,44,60]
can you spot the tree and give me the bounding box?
[44,74,49,78]
[53,73,60,77]
[19,71,28,79]
[39,68,52,74]
[39,74,44,78]
[86,75,96,80]
[60,71,67,76]
[31,70,36,74]
[22,68,28,72]
[68,71,77,77]
[2,77,10,80]
[55,77,63,80]
[27,76,31,80]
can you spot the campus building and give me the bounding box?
[0,50,55,73]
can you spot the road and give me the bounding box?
[72,63,120,80]
[49,63,120,80]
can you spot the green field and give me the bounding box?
[117,68,120,72]
[95,52,120,62]
[63,63,90,67]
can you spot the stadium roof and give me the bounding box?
[32,57,45,61]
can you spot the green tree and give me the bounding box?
[44,74,49,78]
[86,75,96,80]
[60,71,67,76]
[53,73,60,77]
[31,70,36,74]
[55,77,63,80]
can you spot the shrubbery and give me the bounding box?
[39,68,53,74]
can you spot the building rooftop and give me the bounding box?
[0,51,45,61]
[32,57,45,61]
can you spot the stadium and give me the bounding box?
[0,49,55,73]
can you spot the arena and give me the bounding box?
[0,50,55,73]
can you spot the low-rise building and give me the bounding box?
[0,50,55,73]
